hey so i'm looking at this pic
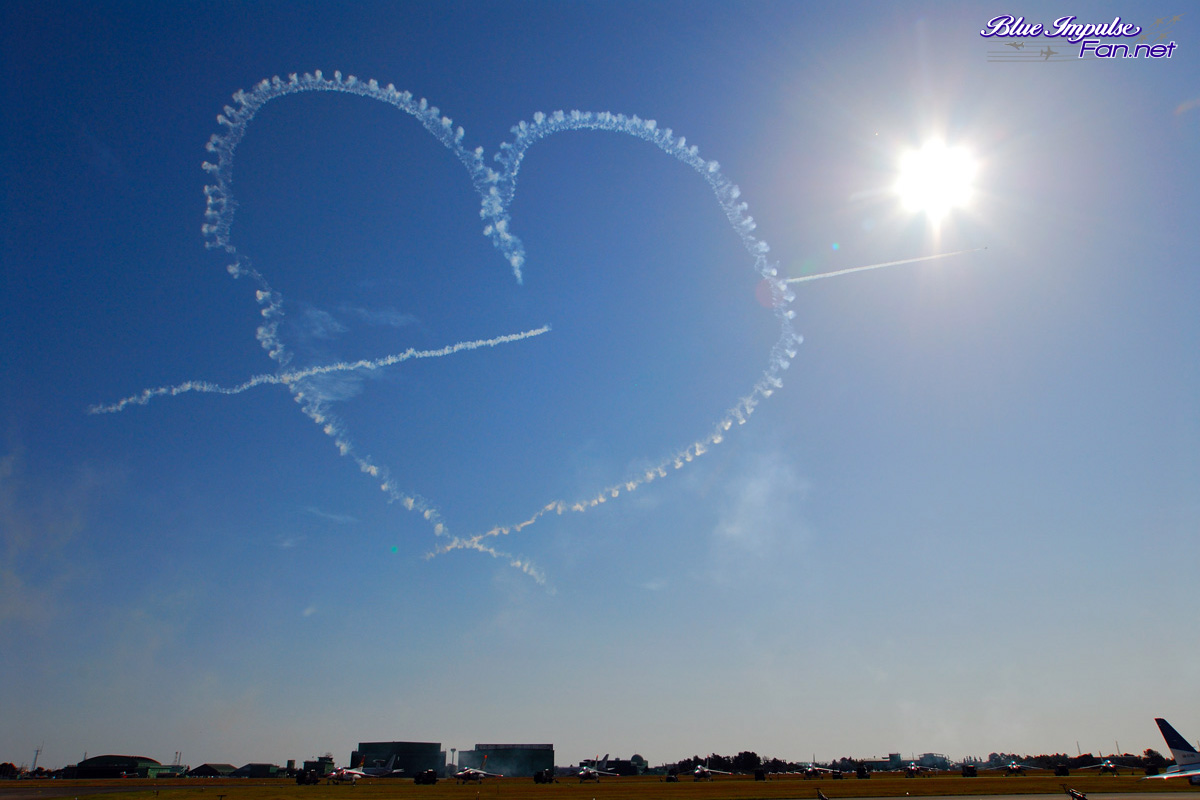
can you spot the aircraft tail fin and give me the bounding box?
[1156,718,1200,767]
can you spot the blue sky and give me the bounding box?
[2,0,1197,772]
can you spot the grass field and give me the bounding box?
[3,773,1197,800]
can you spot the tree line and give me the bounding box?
[665,749,1174,775]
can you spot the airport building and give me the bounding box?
[352,741,445,776]
[858,753,950,772]
[860,756,894,771]
[73,755,167,779]
[187,763,237,777]
[457,744,553,777]
[231,763,281,778]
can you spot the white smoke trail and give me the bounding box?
[785,247,986,284]
[429,368,788,559]
[191,70,561,583]
[177,70,803,582]
[433,247,991,558]
[425,103,805,561]
[88,325,550,414]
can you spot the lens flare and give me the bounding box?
[895,140,976,223]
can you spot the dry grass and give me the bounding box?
[4,773,1195,800]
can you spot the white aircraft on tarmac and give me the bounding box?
[455,755,503,783]
[983,759,1042,776]
[1144,718,1200,785]
[801,762,836,778]
[578,755,618,782]
[328,766,368,784]
[1077,757,1137,776]
[694,759,732,781]
[328,755,404,783]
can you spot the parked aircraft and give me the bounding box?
[360,755,404,778]
[1077,757,1136,775]
[803,763,836,779]
[329,755,404,782]
[1144,718,1200,784]
[578,755,617,782]
[984,760,1041,776]
[328,767,368,784]
[900,762,935,777]
[456,756,502,784]
[694,760,732,781]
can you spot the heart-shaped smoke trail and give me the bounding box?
[92,70,803,585]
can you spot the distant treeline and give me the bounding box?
[975,750,1172,770]
[663,749,1174,775]
[3,749,1177,780]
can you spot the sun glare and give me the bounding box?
[896,140,976,224]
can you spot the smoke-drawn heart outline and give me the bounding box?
[192,70,801,584]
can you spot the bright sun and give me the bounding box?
[895,140,976,224]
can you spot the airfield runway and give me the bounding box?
[0,774,1194,800]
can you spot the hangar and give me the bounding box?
[231,763,281,778]
[458,744,553,777]
[188,763,237,777]
[352,742,444,776]
[73,755,165,779]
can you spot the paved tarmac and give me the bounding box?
[0,790,1192,800]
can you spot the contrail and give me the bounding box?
[88,325,551,414]
[785,247,986,284]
